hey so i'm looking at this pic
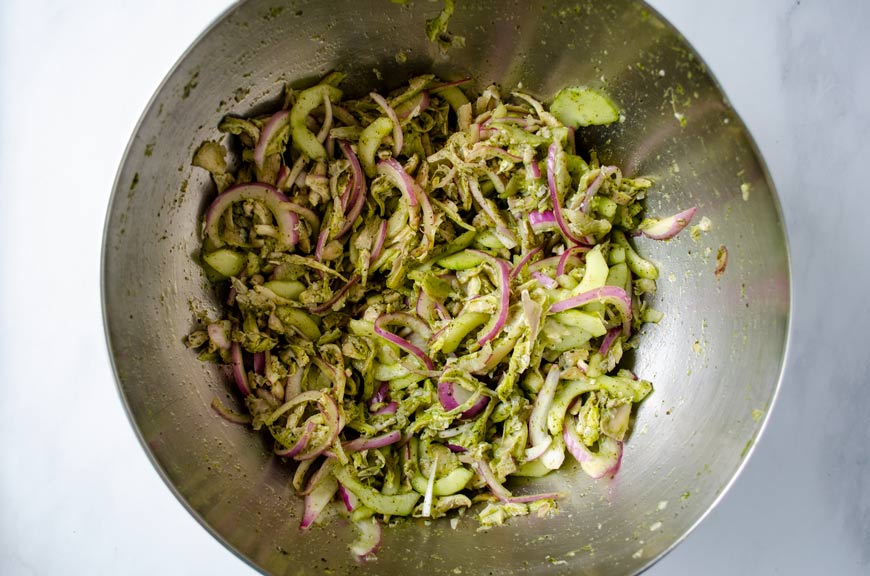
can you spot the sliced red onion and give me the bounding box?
[475,145,523,163]
[467,251,511,346]
[370,92,403,156]
[300,474,338,530]
[205,183,299,249]
[370,219,388,265]
[372,402,398,416]
[210,397,252,425]
[207,322,231,350]
[314,228,329,262]
[377,158,418,207]
[528,210,558,234]
[546,143,584,244]
[370,382,390,406]
[640,207,698,240]
[397,90,430,119]
[580,167,612,214]
[528,158,541,179]
[350,518,382,562]
[342,430,402,453]
[253,110,290,169]
[462,456,512,502]
[532,271,558,289]
[230,342,251,396]
[274,421,315,458]
[563,414,623,479]
[310,275,359,314]
[446,443,467,453]
[337,182,367,238]
[286,202,320,235]
[374,313,435,370]
[278,392,340,461]
[524,437,552,462]
[253,351,266,375]
[437,380,490,419]
[338,483,359,512]
[315,92,333,143]
[510,246,543,280]
[529,366,561,449]
[557,245,590,276]
[599,327,620,356]
[550,286,632,334]
[338,140,365,212]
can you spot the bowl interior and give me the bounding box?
[103,1,789,574]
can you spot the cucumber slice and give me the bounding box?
[551,310,607,337]
[551,87,620,127]
[574,244,609,293]
[410,466,474,496]
[514,458,553,478]
[202,248,246,277]
[290,84,342,161]
[263,280,305,300]
[359,117,394,177]
[436,249,484,270]
[334,466,420,516]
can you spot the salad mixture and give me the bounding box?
[187,73,695,560]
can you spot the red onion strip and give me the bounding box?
[253,110,290,169]
[510,246,542,280]
[342,430,402,452]
[549,286,632,334]
[599,327,621,356]
[316,93,333,144]
[532,271,558,289]
[377,158,418,207]
[437,380,490,419]
[546,143,585,244]
[205,183,298,249]
[468,251,511,346]
[370,92,403,156]
[253,352,266,375]
[230,342,251,396]
[274,421,315,458]
[370,219,388,265]
[556,245,590,277]
[338,140,365,213]
[374,313,435,370]
[640,206,698,240]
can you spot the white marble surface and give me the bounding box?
[0,0,867,574]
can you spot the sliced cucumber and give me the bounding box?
[202,248,246,277]
[410,466,473,496]
[550,86,620,127]
[334,466,420,516]
[290,84,342,161]
[359,117,394,177]
[263,280,305,300]
[436,249,484,270]
[574,244,609,293]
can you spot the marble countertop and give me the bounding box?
[1,0,867,574]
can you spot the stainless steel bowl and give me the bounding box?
[102,1,790,574]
